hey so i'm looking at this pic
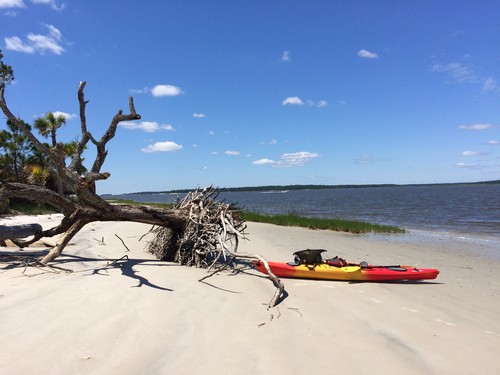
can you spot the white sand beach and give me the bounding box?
[1,215,499,375]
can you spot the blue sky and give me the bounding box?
[1,0,499,194]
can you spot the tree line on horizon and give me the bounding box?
[114,180,500,196]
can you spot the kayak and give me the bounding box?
[253,261,439,282]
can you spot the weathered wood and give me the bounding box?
[0,223,43,240]
[0,74,286,306]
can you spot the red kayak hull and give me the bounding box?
[254,261,439,282]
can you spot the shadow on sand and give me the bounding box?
[0,249,177,291]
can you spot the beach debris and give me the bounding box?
[0,53,285,307]
[147,186,285,308]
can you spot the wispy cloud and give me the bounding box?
[225,150,240,156]
[431,62,478,84]
[483,76,498,92]
[119,121,175,132]
[354,154,374,165]
[458,123,497,130]
[5,23,65,54]
[455,162,480,169]
[461,150,486,157]
[432,60,498,93]
[487,140,499,145]
[358,49,379,59]
[141,141,182,153]
[280,50,290,62]
[282,96,303,106]
[193,113,206,118]
[253,151,320,167]
[283,97,327,107]
[31,0,64,11]
[354,153,391,165]
[0,0,25,9]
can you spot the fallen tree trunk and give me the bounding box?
[0,223,43,240]
[0,68,286,306]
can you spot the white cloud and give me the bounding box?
[141,141,182,153]
[119,121,174,133]
[193,113,206,118]
[0,0,25,8]
[431,62,477,84]
[5,36,34,53]
[284,97,327,107]
[52,111,76,120]
[252,158,275,165]
[225,150,240,156]
[280,50,290,62]
[270,139,277,145]
[458,123,496,130]
[358,49,379,59]
[282,96,303,106]
[5,24,65,54]
[253,151,320,167]
[487,140,499,145]
[151,84,183,97]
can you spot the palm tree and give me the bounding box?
[34,112,66,147]
[34,113,67,195]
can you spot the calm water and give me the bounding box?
[104,184,500,240]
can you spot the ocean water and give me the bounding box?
[104,184,500,240]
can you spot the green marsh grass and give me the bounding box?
[240,211,405,234]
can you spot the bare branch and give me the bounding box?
[91,96,141,174]
[0,86,51,157]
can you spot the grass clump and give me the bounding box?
[3,199,59,216]
[105,199,174,208]
[240,211,405,234]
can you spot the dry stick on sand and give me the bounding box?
[115,234,131,252]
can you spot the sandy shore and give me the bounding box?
[1,215,499,374]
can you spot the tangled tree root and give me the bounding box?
[147,187,285,307]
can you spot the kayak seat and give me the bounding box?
[293,249,326,265]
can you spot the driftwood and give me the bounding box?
[0,69,285,306]
[148,187,285,307]
[0,81,188,264]
[0,223,43,241]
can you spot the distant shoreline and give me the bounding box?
[101,180,500,196]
